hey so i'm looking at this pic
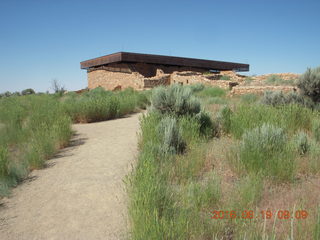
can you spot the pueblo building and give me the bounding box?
[80,52,249,90]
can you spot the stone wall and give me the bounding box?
[87,62,208,90]
[144,75,171,89]
[230,86,296,96]
[88,70,144,90]
[87,64,298,94]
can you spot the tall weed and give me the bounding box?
[238,124,295,181]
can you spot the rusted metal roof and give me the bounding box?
[80,52,249,71]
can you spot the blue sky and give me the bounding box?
[0,0,319,92]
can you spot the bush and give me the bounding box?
[230,104,314,139]
[157,116,186,155]
[297,66,320,103]
[312,119,320,142]
[196,87,226,98]
[261,91,287,106]
[261,91,313,107]
[217,105,232,134]
[195,111,218,137]
[188,83,205,93]
[151,84,201,116]
[0,146,9,178]
[293,131,310,155]
[219,75,231,81]
[238,124,294,181]
[21,88,35,95]
[240,93,259,104]
[308,142,320,174]
[207,97,228,105]
[63,88,148,123]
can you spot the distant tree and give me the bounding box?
[21,88,35,95]
[51,79,66,95]
[4,91,12,97]
[12,91,21,96]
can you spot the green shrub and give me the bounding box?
[63,88,148,123]
[238,124,295,181]
[151,84,201,116]
[261,91,287,106]
[312,119,320,142]
[196,87,226,98]
[0,146,9,178]
[240,93,259,104]
[314,206,320,240]
[188,83,205,93]
[293,131,310,155]
[195,111,218,138]
[136,91,150,109]
[182,173,221,209]
[128,109,221,239]
[0,95,72,196]
[219,75,231,81]
[232,174,263,209]
[178,116,202,145]
[21,88,35,95]
[207,97,228,105]
[297,66,320,103]
[230,104,313,138]
[286,91,305,104]
[217,105,232,134]
[157,116,186,155]
[308,141,320,174]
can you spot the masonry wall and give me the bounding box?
[87,62,209,90]
[229,86,296,96]
[88,70,144,90]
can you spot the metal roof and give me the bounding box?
[80,52,249,71]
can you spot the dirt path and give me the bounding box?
[0,114,141,240]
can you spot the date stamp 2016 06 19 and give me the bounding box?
[210,210,308,220]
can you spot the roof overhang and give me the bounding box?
[80,52,249,72]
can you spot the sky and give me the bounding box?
[0,0,319,93]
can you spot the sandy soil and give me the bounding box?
[0,113,141,240]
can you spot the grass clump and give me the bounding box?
[196,86,226,98]
[63,87,149,123]
[188,83,205,93]
[219,75,231,80]
[266,75,296,86]
[237,124,295,181]
[293,131,310,155]
[0,146,9,178]
[207,96,228,105]
[306,141,320,174]
[0,95,73,196]
[128,85,221,239]
[232,174,263,209]
[230,104,314,138]
[240,93,259,104]
[216,105,232,134]
[312,119,320,142]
